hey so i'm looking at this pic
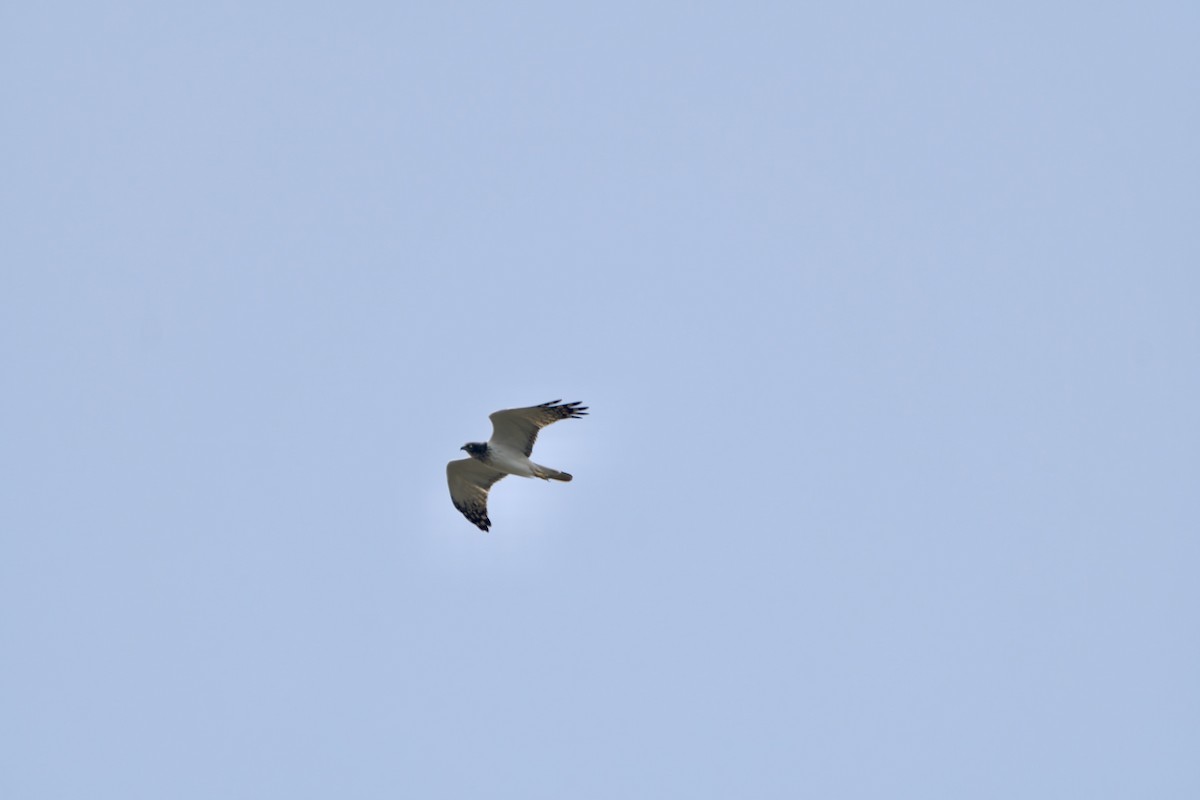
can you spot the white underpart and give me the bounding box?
[487,444,548,478]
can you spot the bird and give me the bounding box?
[446,400,588,531]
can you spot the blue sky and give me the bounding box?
[2,2,1197,797]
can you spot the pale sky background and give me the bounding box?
[2,2,1198,798]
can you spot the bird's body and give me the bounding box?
[446,400,587,531]
[462,441,570,481]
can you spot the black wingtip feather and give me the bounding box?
[537,400,588,419]
[454,502,491,532]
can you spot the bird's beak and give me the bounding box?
[460,445,467,451]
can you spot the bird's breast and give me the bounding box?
[484,445,537,477]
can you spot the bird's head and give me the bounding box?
[461,442,487,458]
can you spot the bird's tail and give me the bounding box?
[532,464,573,482]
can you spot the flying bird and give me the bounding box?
[447,400,588,531]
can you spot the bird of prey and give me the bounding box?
[446,400,588,531]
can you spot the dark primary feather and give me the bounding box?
[455,497,494,532]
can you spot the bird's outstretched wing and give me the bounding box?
[446,458,508,532]
[489,400,588,457]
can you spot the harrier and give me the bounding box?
[447,400,588,531]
